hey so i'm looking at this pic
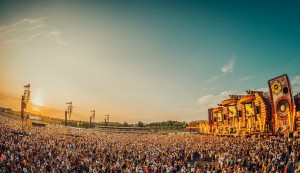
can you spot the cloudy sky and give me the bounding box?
[0,1,300,123]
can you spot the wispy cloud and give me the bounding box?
[195,90,236,119]
[0,18,67,47]
[221,56,236,74]
[24,32,42,42]
[254,87,269,92]
[240,76,254,81]
[205,55,236,85]
[5,32,42,45]
[47,31,67,46]
[206,76,218,83]
[0,18,46,32]
[196,90,235,107]
[196,95,214,106]
[219,90,234,96]
[291,75,300,85]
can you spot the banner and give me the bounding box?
[228,106,237,117]
[28,115,42,120]
[245,103,255,116]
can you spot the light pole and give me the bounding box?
[90,110,95,127]
[65,102,72,126]
[91,110,95,121]
[105,114,109,127]
[21,84,30,132]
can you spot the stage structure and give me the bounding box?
[203,74,299,137]
[294,93,300,132]
[212,107,222,135]
[268,74,294,135]
[198,120,210,134]
[186,120,209,134]
[222,95,241,135]
[237,91,273,136]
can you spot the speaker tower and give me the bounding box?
[268,74,294,132]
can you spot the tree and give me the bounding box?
[123,121,129,127]
[137,121,144,127]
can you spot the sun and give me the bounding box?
[31,97,45,106]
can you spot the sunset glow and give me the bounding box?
[0,1,299,123]
[31,97,45,107]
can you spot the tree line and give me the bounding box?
[44,116,188,130]
[1,108,188,131]
[45,118,188,130]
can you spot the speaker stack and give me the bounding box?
[268,74,294,132]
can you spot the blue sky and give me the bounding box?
[0,0,299,123]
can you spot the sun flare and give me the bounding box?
[31,97,45,106]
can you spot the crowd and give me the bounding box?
[1,113,300,173]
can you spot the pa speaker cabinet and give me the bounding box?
[268,74,294,132]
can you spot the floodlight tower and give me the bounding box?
[91,110,95,121]
[105,114,109,127]
[65,102,72,126]
[21,84,30,131]
[90,110,95,128]
[106,114,109,122]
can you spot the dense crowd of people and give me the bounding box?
[1,113,300,173]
